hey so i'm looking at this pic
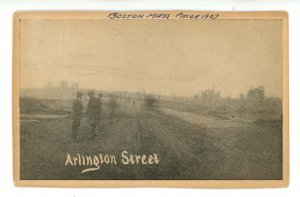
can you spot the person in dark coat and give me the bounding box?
[71,91,83,141]
[108,94,118,124]
[97,93,103,124]
[87,90,100,139]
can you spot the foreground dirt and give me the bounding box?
[20,108,282,180]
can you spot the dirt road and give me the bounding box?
[20,108,282,180]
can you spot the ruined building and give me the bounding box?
[246,86,265,101]
[195,87,221,107]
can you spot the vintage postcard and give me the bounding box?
[13,11,289,188]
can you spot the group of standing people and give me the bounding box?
[71,91,103,141]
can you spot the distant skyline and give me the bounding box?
[20,19,283,98]
[20,80,278,99]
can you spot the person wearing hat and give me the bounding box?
[87,90,100,139]
[97,93,103,124]
[71,91,83,141]
[108,94,118,124]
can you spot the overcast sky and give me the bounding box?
[20,19,283,98]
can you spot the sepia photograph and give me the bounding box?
[13,11,289,188]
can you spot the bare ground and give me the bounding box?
[20,108,282,180]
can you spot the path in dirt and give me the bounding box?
[20,108,282,180]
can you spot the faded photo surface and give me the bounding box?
[19,18,283,180]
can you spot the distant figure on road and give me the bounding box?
[108,95,118,124]
[87,90,100,139]
[71,91,83,141]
